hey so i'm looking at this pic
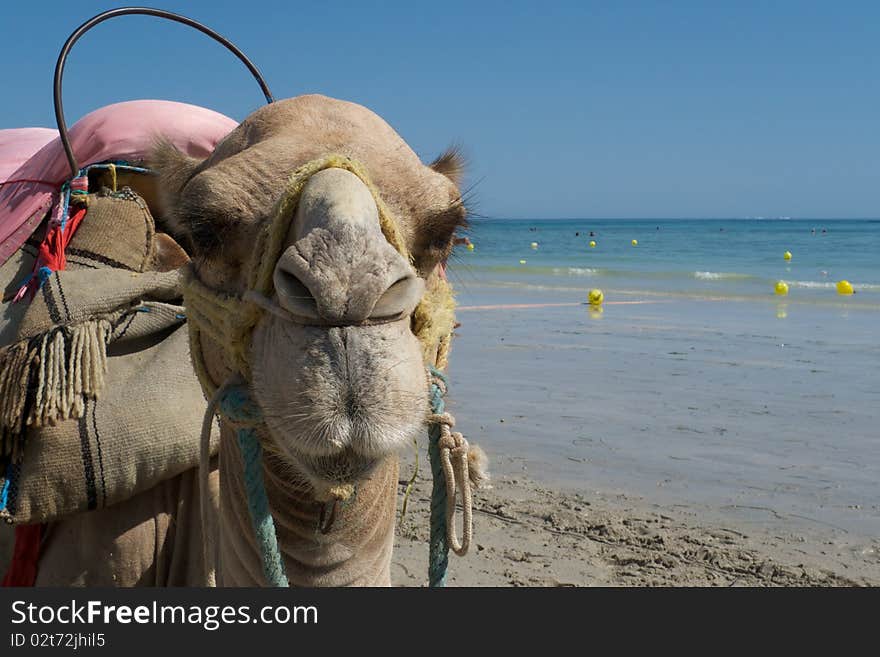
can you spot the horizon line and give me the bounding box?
[473,216,880,221]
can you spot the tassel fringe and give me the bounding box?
[0,319,112,452]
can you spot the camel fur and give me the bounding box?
[2,94,479,587]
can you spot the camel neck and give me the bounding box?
[216,423,398,586]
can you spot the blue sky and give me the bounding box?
[2,1,878,218]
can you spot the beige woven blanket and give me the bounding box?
[0,188,213,524]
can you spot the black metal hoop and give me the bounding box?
[54,6,275,178]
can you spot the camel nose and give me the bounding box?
[272,168,424,324]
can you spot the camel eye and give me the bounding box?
[411,203,468,275]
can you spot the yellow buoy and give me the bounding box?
[783,251,792,261]
[588,288,604,306]
[774,281,789,296]
[589,240,597,248]
[466,242,475,251]
[631,239,638,246]
[519,259,527,265]
[836,280,854,295]
[530,242,538,249]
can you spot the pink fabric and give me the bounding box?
[0,100,237,266]
[0,129,57,183]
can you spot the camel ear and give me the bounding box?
[429,146,466,187]
[149,140,204,234]
[150,139,202,199]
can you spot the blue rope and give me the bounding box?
[216,384,289,587]
[36,267,53,287]
[213,372,452,588]
[0,463,12,512]
[428,366,450,587]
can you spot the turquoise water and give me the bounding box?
[458,219,880,303]
[448,218,880,549]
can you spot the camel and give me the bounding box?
[6,94,484,586]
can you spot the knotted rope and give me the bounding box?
[199,369,473,588]
[427,366,475,586]
[437,418,473,556]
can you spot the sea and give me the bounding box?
[445,217,880,555]
[455,218,880,304]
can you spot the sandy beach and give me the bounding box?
[393,474,875,586]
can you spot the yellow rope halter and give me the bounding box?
[182,153,456,396]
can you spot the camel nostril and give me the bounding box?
[273,266,320,319]
[370,275,425,321]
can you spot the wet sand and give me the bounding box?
[392,278,879,585]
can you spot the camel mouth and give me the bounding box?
[294,447,381,490]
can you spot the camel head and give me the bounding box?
[152,95,466,500]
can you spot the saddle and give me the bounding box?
[0,101,234,584]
